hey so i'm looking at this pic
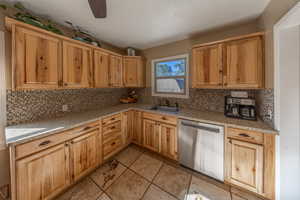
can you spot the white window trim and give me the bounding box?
[151,54,189,99]
[0,31,6,150]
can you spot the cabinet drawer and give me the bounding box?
[227,128,264,144]
[103,137,122,159]
[102,114,121,126]
[143,112,177,125]
[102,121,121,135]
[15,121,100,159]
[103,129,122,144]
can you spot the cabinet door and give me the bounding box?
[16,144,69,200]
[110,55,123,87]
[123,57,144,87]
[121,111,133,146]
[132,110,143,145]
[224,36,263,88]
[160,123,178,160]
[192,44,223,88]
[143,119,160,152]
[69,130,100,181]
[94,50,110,88]
[14,26,61,89]
[227,139,263,194]
[63,41,92,88]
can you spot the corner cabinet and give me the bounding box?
[16,144,70,200]
[12,26,61,89]
[62,41,93,88]
[109,55,123,87]
[192,32,264,89]
[123,56,145,87]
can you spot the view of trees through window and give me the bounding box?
[154,58,186,94]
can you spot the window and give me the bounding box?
[152,54,189,98]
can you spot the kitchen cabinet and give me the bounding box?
[192,44,223,88]
[192,33,264,89]
[110,55,123,87]
[143,119,160,152]
[123,56,145,87]
[224,37,263,88]
[132,110,143,145]
[62,41,93,88]
[160,123,178,160]
[225,128,275,200]
[69,129,100,181]
[13,26,61,89]
[122,111,133,146]
[16,144,69,200]
[94,49,110,88]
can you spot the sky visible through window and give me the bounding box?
[155,58,186,77]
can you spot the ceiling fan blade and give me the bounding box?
[88,0,107,18]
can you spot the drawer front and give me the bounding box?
[103,129,122,144]
[103,137,122,159]
[143,112,177,125]
[102,114,121,126]
[15,121,100,159]
[227,127,264,144]
[102,121,121,135]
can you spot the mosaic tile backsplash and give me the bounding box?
[134,88,274,127]
[7,88,127,126]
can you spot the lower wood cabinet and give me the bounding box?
[143,119,161,152]
[121,111,134,146]
[132,110,143,145]
[16,144,70,200]
[160,123,178,160]
[69,130,101,182]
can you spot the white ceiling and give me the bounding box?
[17,0,271,49]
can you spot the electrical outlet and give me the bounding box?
[62,105,68,112]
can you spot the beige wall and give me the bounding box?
[258,0,300,88]
[142,20,260,87]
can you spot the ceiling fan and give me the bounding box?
[88,0,107,18]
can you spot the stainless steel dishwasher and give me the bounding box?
[179,119,224,181]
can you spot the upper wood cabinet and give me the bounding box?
[192,33,264,89]
[13,26,61,89]
[224,37,263,88]
[192,44,223,88]
[94,49,110,88]
[109,55,123,87]
[62,41,93,88]
[69,129,100,181]
[123,56,145,87]
[16,144,69,200]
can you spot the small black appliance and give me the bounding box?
[224,96,257,120]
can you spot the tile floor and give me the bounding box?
[55,145,264,200]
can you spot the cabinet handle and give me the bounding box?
[111,118,115,121]
[39,140,51,147]
[161,117,167,120]
[111,142,116,146]
[239,133,250,138]
[111,126,116,130]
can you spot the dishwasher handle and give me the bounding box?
[181,122,221,133]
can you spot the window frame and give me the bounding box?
[151,54,189,99]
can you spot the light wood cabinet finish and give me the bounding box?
[109,55,123,87]
[62,41,93,88]
[94,49,110,88]
[143,119,160,152]
[102,114,121,126]
[224,37,263,88]
[13,26,61,89]
[227,139,263,194]
[132,110,143,145]
[192,44,223,88]
[123,56,144,87]
[121,111,133,146]
[69,130,100,181]
[16,144,69,200]
[160,123,178,160]
[143,112,177,126]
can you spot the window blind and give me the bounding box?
[0,31,6,150]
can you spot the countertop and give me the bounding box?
[5,104,278,145]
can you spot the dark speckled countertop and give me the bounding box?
[5,104,278,145]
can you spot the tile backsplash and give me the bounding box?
[7,88,127,126]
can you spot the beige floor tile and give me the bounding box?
[97,193,112,200]
[142,185,177,200]
[106,170,150,200]
[153,164,191,200]
[56,177,102,200]
[188,176,231,200]
[115,145,143,167]
[90,160,126,190]
[130,154,163,181]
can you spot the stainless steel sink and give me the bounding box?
[149,106,179,113]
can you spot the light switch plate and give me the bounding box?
[62,105,68,112]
